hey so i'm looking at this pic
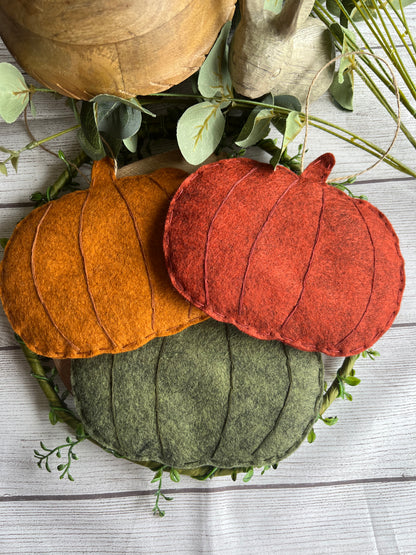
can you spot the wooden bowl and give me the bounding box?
[0,0,236,100]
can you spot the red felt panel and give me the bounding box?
[164,155,405,357]
[238,176,324,335]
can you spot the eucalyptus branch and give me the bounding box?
[0,124,80,174]
[143,92,416,176]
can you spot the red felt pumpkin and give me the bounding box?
[164,154,405,357]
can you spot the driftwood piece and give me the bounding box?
[229,0,334,104]
[0,0,236,100]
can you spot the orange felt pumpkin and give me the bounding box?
[164,155,405,357]
[0,158,207,358]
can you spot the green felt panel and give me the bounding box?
[72,320,323,469]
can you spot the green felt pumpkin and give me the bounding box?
[71,320,323,472]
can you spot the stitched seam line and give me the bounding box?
[145,175,172,199]
[211,324,234,460]
[112,180,156,331]
[110,354,124,453]
[238,176,300,316]
[25,314,207,358]
[335,200,376,348]
[262,352,324,465]
[203,167,259,307]
[251,343,293,456]
[79,192,117,348]
[31,203,79,352]
[154,338,165,460]
[280,187,326,330]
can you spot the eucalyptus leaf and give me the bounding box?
[271,95,302,137]
[177,101,225,165]
[96,101,142,140]
[270,148,283,169]
[235,107,274,148]
[198,21,232,107]
[329,23,355,110]
[123,133,138,153]
[307,428,316,444]
[79,101,102,152]
[273,95,302,112]
[100,133,122,159]
[330,69,354,110]
[281,111,304,153]
[343,376,361,386]
[336,0,355,26]
[326,0,340,16]
[243,467,254,483]
[91,94,156,117]
[10,155,19,173]
[332,24,356,81]
[77,128,105,160]
[0,63,30,123]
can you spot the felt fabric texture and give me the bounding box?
[164,155,405,357]
[0,158,207,358]
[71,319,323,469]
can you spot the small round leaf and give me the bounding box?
[177,102,225,165]
[0,63,29,123]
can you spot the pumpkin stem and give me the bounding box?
[302,153,336,182]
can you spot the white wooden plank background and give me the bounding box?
[1,7,416,553]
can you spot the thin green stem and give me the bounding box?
[315,1,397,97]
[319,0,416,111]
[320,355,360,415]
[355,66,416,147]
[351,0,416,102]
[26,124,81,151]
[314,0,416,131]
[143,91,416,175]
[317,0,392,81]
[29,85,58,94]
[369,1,416,98]
[396,0,416,56]
[1,124,81,167]
[378,1,416,70]
[310,121,416,176]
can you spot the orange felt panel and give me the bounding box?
[0,158,207,358]
[164,154,405,357]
